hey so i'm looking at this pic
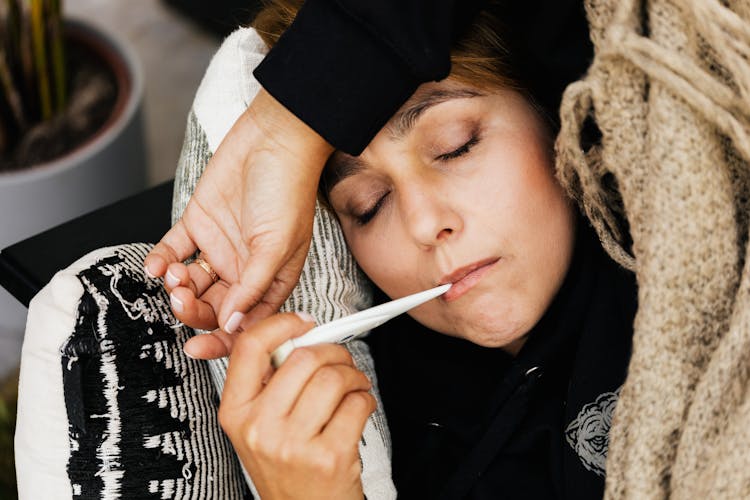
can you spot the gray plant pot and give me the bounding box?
[0,18,146,376]
[0,19,146,249]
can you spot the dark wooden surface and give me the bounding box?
[0,180,173,307]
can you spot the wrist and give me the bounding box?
[246,88,334,172]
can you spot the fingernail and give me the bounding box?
[183,346,196,359]
[224,311,244,334]
[170,293,184,313]
[144,265,156,279]
[165,270,180,288]
[295,311,316,323]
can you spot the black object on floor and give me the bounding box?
[0,180,173,307]
[163,0,262,37]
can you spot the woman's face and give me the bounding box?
[326,80,576,353]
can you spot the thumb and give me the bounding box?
[183,330,234,360]
[218,247,305,333]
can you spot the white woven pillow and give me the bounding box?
[15,244,249,499]
[15,27,396,500]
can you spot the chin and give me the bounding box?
[413,289,538,348]
[464,326,527,349]
[425,310,526,349]
[455,304,532,348]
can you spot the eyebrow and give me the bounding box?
[321,154,368,197]
[322,88,484,195]
[387,88,484,140]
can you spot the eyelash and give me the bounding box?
[353,134,480,226]
[354,192,389,226]
[436,134,480,161]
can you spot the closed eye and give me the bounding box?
[354,191,389,226]
[436,135,479,161]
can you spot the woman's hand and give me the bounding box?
[144,89,334,333]
[220,313,375,500]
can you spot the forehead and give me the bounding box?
[322,82,486,194]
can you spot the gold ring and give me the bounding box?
[193,257,219,283]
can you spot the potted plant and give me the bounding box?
[0,0,146,250]
[0,4,147,488]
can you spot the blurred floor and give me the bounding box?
[0,0,221,378]
[0,288,24,379]
[66,0,221,186]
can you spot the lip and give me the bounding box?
[439,257,500,302]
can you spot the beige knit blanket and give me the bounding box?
[556,0,750,497]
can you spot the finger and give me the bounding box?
[242,253,310,327]
[164,262,190,293]
[183,330,234,360]
[170,284,224,331]
[321,390,377,448]
[221,313,315,410]
[258,344,355,418]
[187,258,220,296]
[165,260,218,297]
[217,250,289,333]
[288,364,371,438]
[144,220,198,278]
[179,290,284,359]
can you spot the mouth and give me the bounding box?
[439,257,500,302]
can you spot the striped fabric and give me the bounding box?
[15,26,396,500]
[60,244,248,499]
[171,27,396,499]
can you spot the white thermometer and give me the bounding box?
[271,283,451,367]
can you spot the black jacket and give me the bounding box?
[366,220,637,499]
[254,0,593,154]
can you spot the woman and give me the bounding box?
[143,0,592,337]
[167,3,635,499]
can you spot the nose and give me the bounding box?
[400,183,462,250]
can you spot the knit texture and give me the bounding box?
[62,245,249,499]
[15,244,250,499]
[171,28,396,499]
[555,0,750,497]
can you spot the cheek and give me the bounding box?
[478,136,567,232]
[346,229,415,297]
[472,138,575,321]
